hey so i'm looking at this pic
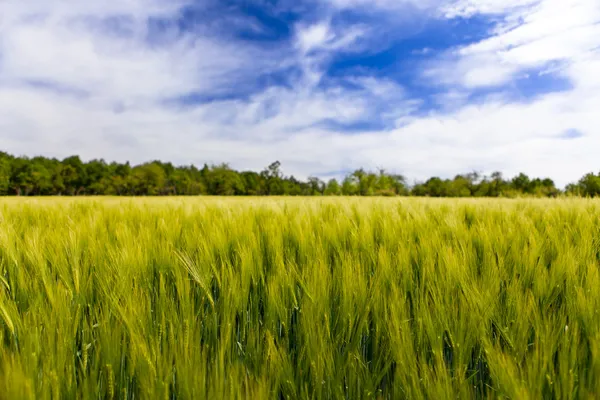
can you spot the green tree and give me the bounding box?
[307,177,325,195]
[373,169,403,196]
[341,175,358,196]
[0,154,11,195]
[576,173,600,197]
[447,175,472,197]
[416,177,447,197]
[0,150,584,198]
[350,169,377,196]
[283,176,305,196]
[324,179,341,196]
[131,163,167,195]
[241,171,265,196]
[487,172,508,197]
[262,161,284,195]
[511,173,531,194]
[207,164,245,196]
[62,156,87,194]
[169,169,204,195]
[390,174,408,196]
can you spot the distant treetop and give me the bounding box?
[0,151,596,197]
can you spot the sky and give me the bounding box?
[0,0,599,186]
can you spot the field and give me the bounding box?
[1,198,600,399]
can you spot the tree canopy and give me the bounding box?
[0,151,596,197]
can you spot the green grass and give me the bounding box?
[1,197,600,399]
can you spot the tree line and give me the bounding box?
[1,151,599,197]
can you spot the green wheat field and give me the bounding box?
[1,198,600,399]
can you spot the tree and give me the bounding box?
[565,183,582,196]
[17,161,52,195]
[374,169,399,196]
[307,177,325,195]
[0,154,11,195]
[241,171,265,196]
[447,175,471,197]
[350,169,377,196]
[283,176,305,196]
[131,163,167,195]
[390,174,408,196]
[62,156,87,194]
[342,175,358,196]
[511,173,531,194]
[575,173,600,197]
[324,179,341,196]
[0,150,589,198]
[51,165,66,195]
[418,177,446,197]
[206,164,245,196]
[262,161,284,195]
[487,171,508,197]
[58,165,79,195]
[171,169,205,195]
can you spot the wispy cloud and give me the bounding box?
[427,0,600,89]
[296,20,367,55]
[325,0,439,11]
[0,1,283,104]
[441,0,541,18]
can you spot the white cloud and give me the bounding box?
[325,0,438,11]
[442,0,541,18]
[389,86,600,180]
[0,0,599,188]
[291,20,369,87]
[429,0,600,88]
[4,60,598,187]
[296,22,333,54]
[0,1,402,178]
[0,0,281,106]
[409,0,600,185]
[424,53,517,88]
[294,19,368,56]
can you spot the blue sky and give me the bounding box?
[0,0,599,186]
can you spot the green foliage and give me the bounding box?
[411,172,561,198]
[0,150,596,197]
[131,163,167,195]
[207,164,246,196]
[568,173,600,197]
[0,154,11,195]
[324,179,342,196]
[1,198,600,399]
